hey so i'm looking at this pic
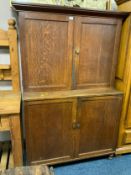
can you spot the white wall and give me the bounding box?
[0,0,14,91]
[0,0,12,30]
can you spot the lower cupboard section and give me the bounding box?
[24,95,122,165]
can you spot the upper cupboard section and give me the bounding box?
[19,12,122,92]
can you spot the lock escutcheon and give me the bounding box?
[75,48,80,55]
[72,122,80,129]
[76,123,80,129]
[72,122,77,129]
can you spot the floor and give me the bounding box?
[54,154,131,175]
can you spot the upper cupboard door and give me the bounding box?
[19,12,73,92]
[73,17,122,89]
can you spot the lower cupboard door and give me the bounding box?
[77,96,122,158]
[24,99,76,164]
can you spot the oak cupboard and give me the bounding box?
[115,0,131,154]
[12,2,128,165]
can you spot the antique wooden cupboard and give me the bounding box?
[115,0,131,154]
[12,2,129,165]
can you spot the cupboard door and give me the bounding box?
[24,99,76,164]
[77,96,122,158]
[73,17,122,89]
[19,12,73,92]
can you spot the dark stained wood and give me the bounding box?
[24,94,122,165]
[0,20,22,166]
[115,0,131,5]
[73,17,122,89]
[19,12,73,92]
[12,3,125,165]
[12,2,129,19]
[77,96,122,158]
[24,98,77,164]
[23,88,123,101]
[18,11,123,92]
[14,3,128,92]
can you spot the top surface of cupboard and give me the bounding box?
[13,3,129,92]
[115,0,131,5]
[12,2,128,16]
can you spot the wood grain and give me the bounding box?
[73,17,122,89]
[13,4,126,164]
[24,94,122,164]
[118,1,131,11]
[115,2,131,155]
[0,93,23,166]
[12,2,129,18]
[8,19,20,92]
[24,88,123,101]
[0,92,20,115]
[19,13,73,92]
[0,65,11,81]
[116,16,131,80]
[116,145,131,154]
[77,96,122,157]
[0,115,10,131]
[9,114,23,166]
[24,98,76,163]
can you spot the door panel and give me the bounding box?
[24,99,76,164]
[73,17,122,89]
[19,12,73,92]
[77,96,122,157]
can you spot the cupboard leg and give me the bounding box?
[9,114,23,166]
[115,154,122,158]
[108,154,114,160]
[50,167,55,175]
